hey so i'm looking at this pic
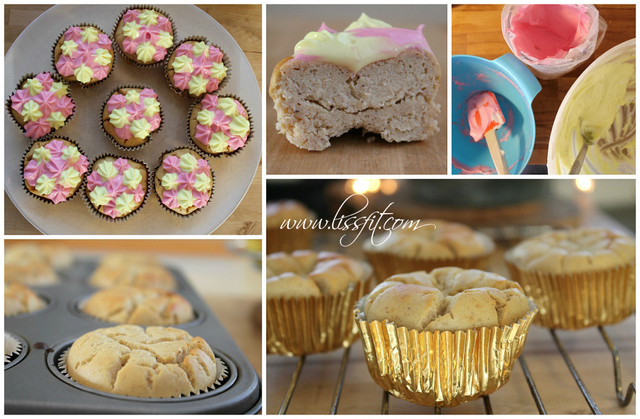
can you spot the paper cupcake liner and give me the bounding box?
[267,274,373,356]
[186,94,253,158]
[152,146,215,218]
[364,250,494,283]
[163,36,231,99]
[57,347,228,398]
[82,153,151,222]
[112,5,178,68]
[354,297,538,408]
[21,137,87,205]
[6,72,76,141]
[51,23,116,89]
[100,84,164,151]
[266,226,314,254]
[505,261,635,329]
[4,333,23,365]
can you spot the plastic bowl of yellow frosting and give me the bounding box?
[548,38,636,174]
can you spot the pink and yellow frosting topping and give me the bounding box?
[55,26,113,84]
[160,152,212,210]
[171,41,227,96]
[106,88,161,141]
[10,73,75,139]
[121,9,174,64]
[86,158,146,218]
[293,13,432,73]
[24,139,89,204]
[194,94,250,153]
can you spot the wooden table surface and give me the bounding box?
[452,4,636,167]
[266,5,447,175]
[4,5,263,235]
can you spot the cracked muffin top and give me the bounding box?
[363,268,531,332]
[5,282,47,316]
[81,285,194,325]
[505,228,635,274]
[89,253,176,290]
[363,219,495,259]
[67,325,217,398]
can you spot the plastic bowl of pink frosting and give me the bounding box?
[502,4,607,79]
[451,53,541,175]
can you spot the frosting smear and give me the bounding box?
[467,91,505,142]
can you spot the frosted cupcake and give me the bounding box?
[22,138,89,204]
[85,156,149,220]
[7,72,75,140]
[154,148,213,216]
[53,25,114,86]
[165,38,228,99]
[188,94,251,156]
[101,86,162,150]
[113,7,175,66]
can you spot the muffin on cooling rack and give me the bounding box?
[113,7,175,66]
[266,250,373,356]
[354,267,537,407]
[53,25,114,86]
[266,200,315,254]
[505,227,635,329]
[363,219,495,281]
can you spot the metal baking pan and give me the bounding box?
[4,258,261,414]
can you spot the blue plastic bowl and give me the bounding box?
[451,54,541,174]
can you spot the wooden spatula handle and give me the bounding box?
[485,129,510,175]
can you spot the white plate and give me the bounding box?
[4,5,262,234]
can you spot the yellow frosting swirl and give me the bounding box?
[125,90,141,105]
[217,98,238,117]
[209,131,229,153]
[172,55,194,73]
[59,167,81,188]
[36,174,56,196]
[33,146,51,163]
[192,42,209,57]
[81,27,100,44]
[130,119,152,139]
[50,82,69,99]
[161,172,178,190]
[138,9,159,26]
[61,40,78,56]
[123,21,141,40]
[94,48,113,66]
[179,153,198,173]
[90,186,111,206]
[157,31,173,48]
[143,97,160,117]
[22,79,43,97]
[46,112,66,130]
[74,64,94,84]
[122,168,142,189]
[194,172,212,192]
[97,160,118,180]
[109,108,131,129]
[115,193,136,214]
[61,145,80,163]
[345,13,392,30]
[136,41,156,64]
[188,74,208,96]
[177,189,194,209]
[21,100,43,122]
[211,62,227,81]
[230,115,251,138]
[196,109,215,126]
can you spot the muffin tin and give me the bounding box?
[4,258,261,414]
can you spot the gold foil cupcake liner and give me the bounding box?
[266,226,315,254]
[100,84,164,151]
[57,347,228,398]
[267,275,373,356]
[51,23,116,89]
[354,298,538,408]
[186,94,253,158]
[163,36,231,99]
[21,137,88,205]
[6,72,76,140]
[82,153,151,222]
[506,261,635,329]
[112,5,178,68]
[364,250,494,283]
[152,146,215,218]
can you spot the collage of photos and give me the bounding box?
[3,2,637,416]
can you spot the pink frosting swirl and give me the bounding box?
[10,73,75,139]
[160,151,212,210]
[120,9,172,62]
[55,26,113,82]
[86,157,146,218]
[23,139,88,204]
[171,42,225,95]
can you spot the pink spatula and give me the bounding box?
[467,91,509,174]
